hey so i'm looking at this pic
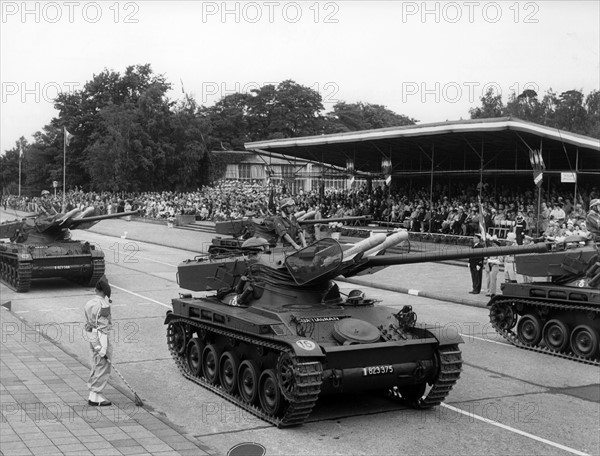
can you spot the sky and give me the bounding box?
[1,1,599,154]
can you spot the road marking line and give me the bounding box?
[111,285,170,308]
[459,333,512,347]
[441,404,590,456]
[136,255,177,267]
[39,309,52,312]
[14,311,29,314]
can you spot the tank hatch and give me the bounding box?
[332,318,381,344]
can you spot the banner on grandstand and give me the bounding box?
[382,157,392,185]
[528,148,545,187]
[346,158,354,174]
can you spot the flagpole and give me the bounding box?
[63,127,66,211]
[18,149,22,197]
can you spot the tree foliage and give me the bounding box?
[324,101,417,133]
[471,87,599,138]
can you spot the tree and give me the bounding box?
[324,101,417,132]
[469,87,505,119]
[505,89,543,122]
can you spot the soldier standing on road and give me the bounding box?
[468,233,484,294]
[84,275,114,406]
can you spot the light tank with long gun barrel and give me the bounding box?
[0,208,138,292]
[165,230,548,427]
[488,235,600,364]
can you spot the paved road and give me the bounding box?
[1,214,598,456]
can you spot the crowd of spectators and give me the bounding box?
[1,180,597,239]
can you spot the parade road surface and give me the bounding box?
[1,213,598,456]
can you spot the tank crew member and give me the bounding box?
[586,199,600,239]
[273,198,307,250]
[226,237,270,307]
[468,233,484,294]
[38,190,58,216]
[84,275,113,406]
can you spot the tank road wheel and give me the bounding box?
[259,369,283,416]
[276,353,297,401]
[202,344,221,385]
[186,338,204,377]
[238,360,260,404]
[489,302,517,330]
[168,322,189,355]
[516,314,543,346]
[397,384,427,407]
[570,326,599,359]
[543,319,570,352]
[219,352,240,394]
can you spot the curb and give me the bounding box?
[0,307,217,456]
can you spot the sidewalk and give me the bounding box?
[0,309,215,456]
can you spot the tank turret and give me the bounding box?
[488,235,600,364]
[165,232,546,427]
[0,208,139,292]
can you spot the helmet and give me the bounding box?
[41,190,50,196]
[241,237,269,250]
[590,199,600,209]
[279,198,295,209]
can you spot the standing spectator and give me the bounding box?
[514,213,527,245]
[484,237,501,297]
[468,233,484,294]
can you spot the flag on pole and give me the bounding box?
[64,127,74,146]
[528,148,545,187]
[19,143,23,161]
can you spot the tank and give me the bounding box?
[488,235,600,365]
[165,231,547,427]
[0,208,138,292]
[208,214,369,256]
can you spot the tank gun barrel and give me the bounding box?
[68,210,139,227]
[364,243,549,267]
[299,216,370,225]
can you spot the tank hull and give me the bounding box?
[166,293,463,427]
[0,241,105,292]
[489,282,600,365]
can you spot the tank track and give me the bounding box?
[166,317,323,427]
[489,297,600,366]
[0,251,33,292]
[388,343,462,408]
[88,258,105,287]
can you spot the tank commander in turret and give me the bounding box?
[273,198,307,250]
[38,190,58,216]
[587,199,600,239]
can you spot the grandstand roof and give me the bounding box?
[245,117,600,177]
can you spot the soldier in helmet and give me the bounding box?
[273,197,307,250]
[38,190,58,216]
[587,199,600,239]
